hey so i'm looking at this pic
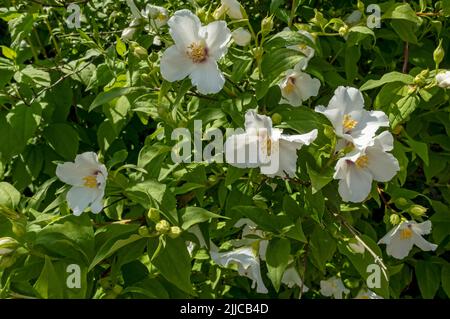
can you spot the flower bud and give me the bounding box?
[147,208,161,222]
[112,284,123,295]
[339,25,349,37]
[394,197,408,208]
[409,205,428,217]
[389,214,400,226]
[155,220,171,234]
[232,27,252,46]
[168,226,182,239]
[414,69,429,86]
[261,16,274,35]
[138,226,150,237]
[434,39,445,67]
[271,113,282,125]
[392,125,403,135]
[132,45,148,59]
[357,0,365,12]
[0,237,19,256]
[253,47,264,62]
[311,10,327,28]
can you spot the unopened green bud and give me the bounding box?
[261,16,274,35]
[414,69,429,86]
[339,25,349,37]
[112,284,123,295]
[311,10,327,28]
[389,214,400,226]
[156,220,171,234]
[394,197,408,208]
[168,226,182,239]
[138,226,150,237]
[132,45,148,59]
[0,237,19,256]
[409,205,427,217]
[147,208,161,222]
[253,47,264,62]
[357,0,365,11]
[434,39,445,67]
[271,113,282,125]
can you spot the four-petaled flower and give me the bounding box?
[378,220,438,259]
[160,10,231,95]
[56,152,108,216]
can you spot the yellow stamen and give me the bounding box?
[266,137,272,156]
[155,12,167,21]
[399,228,413,240]
[355,155,369,168]
[343,114,358,131]
[187,42,208,63]
[283,77,296,95]
[298,43,307,51]
[83,176,98,189]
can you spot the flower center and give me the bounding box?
[83,175,98,189]
[343,114,358,132]
[298,43,307,51]
[155,12,167,21]
[399,228,413,240]
[355,155,368,168]
[187,42,208,63]
[283,77,296,95]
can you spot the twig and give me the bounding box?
[402,42,409,74]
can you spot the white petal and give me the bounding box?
[222,0,244,19]
[189,59,225,94]
[352,111,390,146]
[328,86,365,113]
[160,45,195,82]
[386,234,414,259]
[411,220,432,235]
[56,162,84,186]
[232,28,251,46]
[413,234,438,252]
[366,148,400,182]
[66,186,98,216]
[74,152,100,170]
[436,71,450,89]
[377,225,401,245]
[315,106,344,135]
[168,9,202,51]
[244,110,273,133]
[200,21,231,60]
[224,132,261,168]
[337,164,373,203]
[90,190,104,214]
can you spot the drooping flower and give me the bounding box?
[143,4,169,28]
[121,1,168,40]
[287,29,316,62]
[280,62,321,107]
[281,265,309,296]
[378,220,437,260]
[355,289,383,299]
[334,131,400,203]
[232,27,251,46]
[233,219,268,260]
[315,86,389,147]
[56,152,108,216]
[210,245,269,294]
[225,110,318,178]
[160,10,231,95]
[214,0,244,20]
[436,71,450,89]
[320,276,349,299]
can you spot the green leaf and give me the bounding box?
[415,261,441,299]
[150,237,194,294]
[33,256,64,299]
[441,264,450,298]
[180,207,227,230]
[266,238,290,292]
[116,37,127,57]
[382,3,421,25]
[307,163,332,194]
[390,93,421,129]
[0,182,20,209]
[405,135,429,166]
[44,123,79,160]
[309,226,336,273]
[390,20,418,44]
[360,72,415,91]
[89,87,139,111]
[0,45,17,60]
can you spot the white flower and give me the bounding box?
[233,219,268,260]
[56,152,108,216]
[232,27,251,46]
[320,276,349,299]
[436,71,450,89]
[355,289,383,299]
[214,0,244,20]
[287,30,315,61]
[334,131,400,203]
[210,245,268,294]
[160,10,231,95]
[142,4,169,28]
[225,110,318,178]
[378,220,438,260]
[281,265,309,295]
[280,62,321,107]
[315,86,389,147]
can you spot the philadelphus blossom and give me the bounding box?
[334,131,400,203]
[214,0,244,20]
[286,29,316,62]
[280,62,321,107]
[225,110,318,178]
[436,71,450,89]
[56,152,108,216]
[315,86,389,147]
[232,27,252,46]
[232,219,268,260]
[281,265,309,296]
[121,1,168,40]
[320,276,349,299]
[355,289,383,299]
[378,220,437,260]
[210,244,268,294]
[160,10,231,95]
